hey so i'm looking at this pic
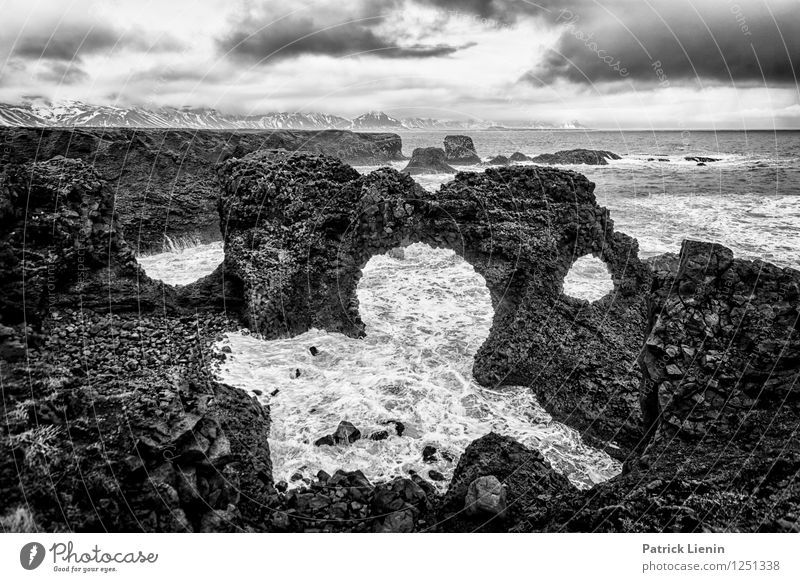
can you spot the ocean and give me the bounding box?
[138,129,800,489]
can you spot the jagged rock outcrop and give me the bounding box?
[640,240,800,448]
[509,152,532,162]
[402,147,456,174]
[531,149,621,165]
[0,157,273,532]
[443,135,481,165]
[218,151,651,455]
[0,127,405,252]
[0,157,165,331]
[527,240,800,533]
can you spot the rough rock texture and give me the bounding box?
[264,470,435,533]
[530,149,622,165]
[640,240,799,448]
[0,127,405,252]
[522,241,800,533]
[437,433,574,531]
[0,157,273,532]
[0,157,166,331]
[509,152,532,162]
[443,135,481,165]
[218,151,651,454]
[402,147,456,175]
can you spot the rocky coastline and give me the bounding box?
[1,137,797,533]
[0,127,405,254]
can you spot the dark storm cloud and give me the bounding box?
[529,0,800,86]
[218,14,467,61]
[35,61,90,85]
[415,0,555,23]
[10,21,184,63]
[13,24,120,61]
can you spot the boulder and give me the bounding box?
[464,476,507,519]
[443,135,481,164]
[509,152,531,162]
[402,147,456,175]
[530,149,621,165]
[314,420,362,446]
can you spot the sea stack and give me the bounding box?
[402,147,456,174]
[443,135,481,165]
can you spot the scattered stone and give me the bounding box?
[275,481,288,493]
[291,472,304,482]
[270,388,279,397]
[369,430,390,441]
[309,346,319,356]
[317,470,331,482]
[422,445,438,463]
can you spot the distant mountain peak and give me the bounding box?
[0,101,588,131]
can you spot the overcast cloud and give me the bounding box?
[0,0,797,128]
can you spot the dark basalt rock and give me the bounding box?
[0,127,405,252]
[685,156,720,163]
[438,433,574,531]
[530,149,621,165]
[443,135,481,165]
[217,150,651,455]
[402,147,456,175]
[315,420,362,446]
[484,154,510,166]
[529,241,800,533]
[509,152,531,162]
[0,157,167,330]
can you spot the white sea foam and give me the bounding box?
[137,241,223,286]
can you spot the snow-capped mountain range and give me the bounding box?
[0,101,588,131]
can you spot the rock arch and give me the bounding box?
[215,150,652,453]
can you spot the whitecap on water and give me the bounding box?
[215,243,622,490]
[137,241,224,286]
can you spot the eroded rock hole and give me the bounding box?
[136,240,224,286]
[562,255,615,302]
[215,243,621,490]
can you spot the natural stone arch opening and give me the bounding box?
[213,150,652,454]
[562,254,615,302]
[136,241,224,287]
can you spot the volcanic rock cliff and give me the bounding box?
[0,127,404,253]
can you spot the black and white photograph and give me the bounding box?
[0,0,798,578]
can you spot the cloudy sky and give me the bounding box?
[0,0,798,128]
